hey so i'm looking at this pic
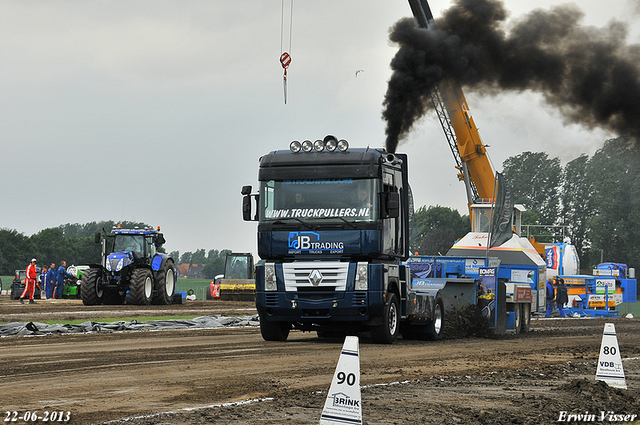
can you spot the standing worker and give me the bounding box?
[555,277,569,318]
[55,261,73,299]
[46,263,56,299]
[19,258,38,304]
[40,266,48,299]
[545,278,555,318]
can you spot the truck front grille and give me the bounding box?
[282,262,349,292]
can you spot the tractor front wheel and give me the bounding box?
[81,268,104,306]
[129,269,153,305]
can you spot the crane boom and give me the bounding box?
[407,0,496,208]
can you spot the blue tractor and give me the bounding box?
[82,226,177,305]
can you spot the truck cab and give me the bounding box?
[243,137,411,343]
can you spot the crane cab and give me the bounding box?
[469,201,525,235]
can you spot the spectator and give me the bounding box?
[46,263,56,299]
[20,258,38,304]
[55,261,74,299]
[555,278,569,318]
[545,278,555,318]
[40,266,48,298]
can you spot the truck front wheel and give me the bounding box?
[81,268,104,306]
[130,269,153,305]
[259,313,290,341]
[370,292,399,344]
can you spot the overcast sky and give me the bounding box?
[1,0,637,259]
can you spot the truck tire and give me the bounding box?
[424,296,444,341]
[370,292,399,344]
[259,313,290,341]
[153,260,176,305]
[81,268,104,306]
[129,269,153,305]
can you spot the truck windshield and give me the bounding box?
[260,178,379,223]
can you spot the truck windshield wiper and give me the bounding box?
[272,218,313,229]
[306,215,358,228]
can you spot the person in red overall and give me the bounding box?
[20,258,38,304]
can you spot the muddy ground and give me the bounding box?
[1,299,639,425]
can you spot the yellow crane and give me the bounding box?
[408,0,496,210]
[407,0,548,314]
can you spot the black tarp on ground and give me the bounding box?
[0,315,259,336]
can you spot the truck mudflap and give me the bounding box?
[405,291,437,319]
[407,277,477,319]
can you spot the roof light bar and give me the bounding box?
[289,135,349,153]
[301,140,313,152]
[290,140,301,153]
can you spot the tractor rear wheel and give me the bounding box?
[129,269,153,305]
[153,260,176,305]
[81,268,104,306]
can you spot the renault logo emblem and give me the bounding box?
[308,269,323,286]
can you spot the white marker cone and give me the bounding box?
[319,336,362,425]
[595,323,627,389]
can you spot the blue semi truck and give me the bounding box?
[242,138,533,343]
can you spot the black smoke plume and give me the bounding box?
[383,0,640,153]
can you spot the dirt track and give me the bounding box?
[1,299,639,425]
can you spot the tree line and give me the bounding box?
[0,220,232,279]
[2,136,637,276]
[411,136,639,272]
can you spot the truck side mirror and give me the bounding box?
[242,195,253,221]
[94,233,101,244]
[242,185,259,221]
[383,192,400,218]
[155,233,166,245]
